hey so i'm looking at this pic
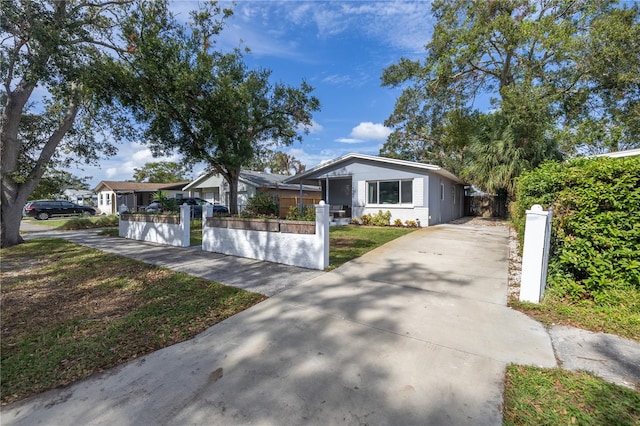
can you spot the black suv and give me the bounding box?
[23,200,97,220]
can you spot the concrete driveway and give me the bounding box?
[3,223,556,425]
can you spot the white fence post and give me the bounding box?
[520,204,554,303]
[316,201,330,270]
[180,204,191,247]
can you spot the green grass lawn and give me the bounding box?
[503,365,640,425]
[510,292,640,342]
[0,238,266,405]
[328,225,416,270]
[23,215,119,230]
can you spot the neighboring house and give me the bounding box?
[62,189,97,206]
[93,181,190,215]
[284,153,466,226]
[183,170,321,213]
[592,148,640,158]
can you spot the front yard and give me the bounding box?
[1,224,415,405]
[0,239,266,405]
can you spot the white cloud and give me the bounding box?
[297,120,324,134]
[285,147,334,169]
[105,167,119,178]
[217,1,433,60]
[350,122,392,141]
[335,138,364,144]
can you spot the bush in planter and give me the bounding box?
[152,190,178,213]
[286,205,315,221]
[243,193,278,217]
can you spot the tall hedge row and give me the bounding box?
[512,156,640,304]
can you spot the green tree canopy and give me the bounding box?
[133,161,189,183]
[29,170,91,201]
[1,0,136,247]
[381,0,640,196]
[248,150,306,176]
[108,2,320,213]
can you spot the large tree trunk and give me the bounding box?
[0,184,30,247]
[0,87,80,247]
[225,168,241,215]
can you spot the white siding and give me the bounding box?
[413,177,424,207]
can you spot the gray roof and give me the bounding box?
[284,153,465,184]
[239,170,288,187]
[184,170,320,192]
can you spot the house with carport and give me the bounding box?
[93,181,190,215]
[183,170,321,215]
[284,153,466,226]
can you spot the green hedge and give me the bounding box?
[512,156,640,304]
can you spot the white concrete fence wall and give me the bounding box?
[119,204,191,248]
[520,204,554,303]
[202,202,330,270]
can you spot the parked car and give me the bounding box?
[23,200,97,220]
[145,198,228,216]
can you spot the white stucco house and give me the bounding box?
[62,189,96,206]
[93,181,190,215]
[183,170,321,213]
[284,153,466,226]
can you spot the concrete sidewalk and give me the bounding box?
[19,222,322,297]
[4,222,559,425]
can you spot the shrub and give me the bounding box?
[95,215,119,227]
[153,190,177,212]
[243,193,278,217]
[513,157,640,303]
[286,205,315,221]
[360,214,372,225]
[404,220,418,228]
[393,218,404,227]
[351,218,361,225]
[370,210,392,226]
[358,211,393,226]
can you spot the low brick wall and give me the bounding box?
[202,203,329,270]
[119,205,190,247]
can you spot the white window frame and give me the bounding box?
[366,179,414,206]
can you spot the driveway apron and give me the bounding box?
[3,223,556,425]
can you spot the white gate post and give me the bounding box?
[316,201,330,270]
[180,204,191,247]
[520,204,553,303]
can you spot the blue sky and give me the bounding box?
[77,1,437,187]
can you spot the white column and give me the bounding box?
[180,204,191,247]
[520,204,553,303]
[315,201,330,269]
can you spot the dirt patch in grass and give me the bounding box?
[0,238,266,405]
